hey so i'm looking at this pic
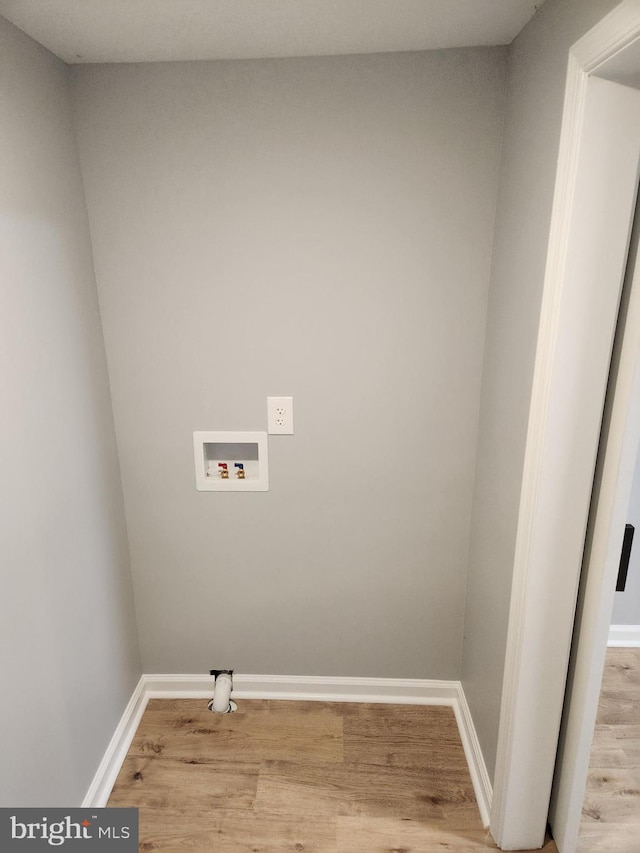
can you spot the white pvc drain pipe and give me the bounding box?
[208,670,237,713]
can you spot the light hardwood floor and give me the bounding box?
[108,698,559,851]
[578,647,640,853]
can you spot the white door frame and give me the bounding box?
[550,165,640,852]
[490,2,640,849]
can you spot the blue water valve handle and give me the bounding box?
[234,462,245,479]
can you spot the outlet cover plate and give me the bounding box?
[267,396,294,435]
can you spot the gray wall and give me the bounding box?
[461,0,621,783]
[0,17,141,806]
[72,49,506,677]
[612,443,640,625]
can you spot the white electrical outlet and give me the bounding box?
[267,396,294,434]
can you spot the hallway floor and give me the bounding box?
[578,647,640,852]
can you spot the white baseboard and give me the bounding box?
[82,676,148,808]
[453,684,492,828]
[84,673,492,826]
[144,672,459,703]
[608,624,640,647]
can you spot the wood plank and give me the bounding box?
[577,647,640,851]
[254,761,344,818]
[581,767,640,824]
[342,703,468,770]
[577,824,640,853]
[128,698,343,764]
[337,816,492,852]
[336,816,559,852]
[588,744,629,768]
[108,755,259,810]
[339,761,477,821]
[137,808,336,852]
[254,759,477,821]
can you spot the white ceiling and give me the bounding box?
[0,0,544,65]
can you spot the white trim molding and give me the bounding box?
[493,2,640,850]
[453,682,493,827]
[146,673,459,703]
[608,624,640,647]
[82,674,492,826]
[82,677,148,808]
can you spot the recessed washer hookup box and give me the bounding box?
[193,431,269,491]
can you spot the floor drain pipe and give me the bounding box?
[208,669,236,713]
